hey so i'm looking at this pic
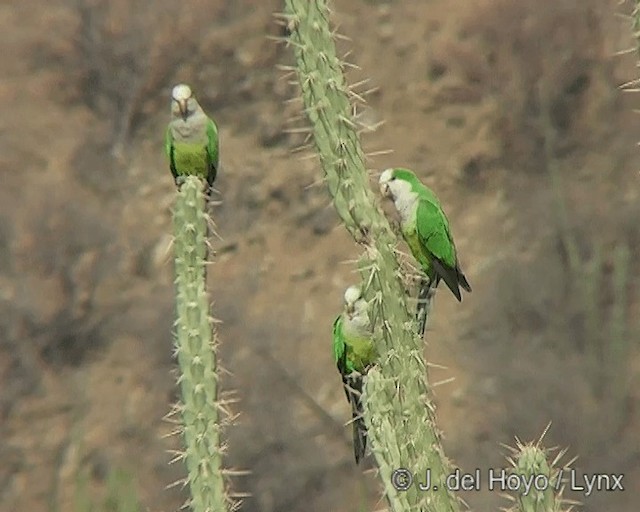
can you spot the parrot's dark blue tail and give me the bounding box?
[346,373,367,464]
[352,412,367,465]
[416,276,433,337]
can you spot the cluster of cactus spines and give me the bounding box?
[172,175,234,512]
[281,1,462,511]
[503,430,576,512]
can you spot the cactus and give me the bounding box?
[503,429,576,512]
[281,1,462,511]
[171,176,232,512]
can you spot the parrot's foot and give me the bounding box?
[354,224,371,245]
[174,175,187,188]
[203,184,213,203]
[415,277,432,337]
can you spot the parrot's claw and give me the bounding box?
[354,224,371,246]
[204,187,212,203]
[174,175,187,188]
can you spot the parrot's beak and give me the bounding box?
[379,182,390,197]
[178,100,189,121]
[346,304,355,317]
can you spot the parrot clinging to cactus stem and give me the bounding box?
[379,167,471,302]
[165,84,219,196]
[332,285,377,464]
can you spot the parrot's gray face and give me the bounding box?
[172,97,197,122]
[379,168,396,200]
[380,169,414,205]
[344,285,363,318]
[379,169,418,225]
[171,84,197,122]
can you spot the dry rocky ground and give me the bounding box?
[1,1,639,511]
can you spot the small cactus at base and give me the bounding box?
[503,428,577,512]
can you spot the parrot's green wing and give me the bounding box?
[165,127,178,183]
[332,316,345,366]
[332,316,350,401]
[416,197,456,266]
[332,315,367,464]
[416,198,468,301]
[205,118,219,188]
[206,118,219,166]
[164,126,172,157]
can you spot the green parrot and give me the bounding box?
[379,167,471,301]
[165,84,219,196]
[332,285,377,464]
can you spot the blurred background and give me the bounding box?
[1,0,639,511]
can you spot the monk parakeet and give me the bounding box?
[332,285,377,464]
[165,84,219,195]
[379,167,471,301]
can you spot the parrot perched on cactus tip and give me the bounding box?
[379,167,471,301]
[332,285,377,464]
[165,83,219,196]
